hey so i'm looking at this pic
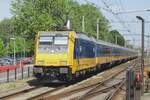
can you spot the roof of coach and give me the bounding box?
[75,32,96,42]
[75,32,136,52]
[96,39,115,47]
[96,39,136,52]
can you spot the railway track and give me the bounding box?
[29,85,65,100]
[104,79,126,100]
[0,85,65,100]
[38,59,139,100]
[0,79,66,100]
[76,78,126,100]
[0,86,39,100]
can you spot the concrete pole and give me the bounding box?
[97,19,99,40]
[147,37,149,58]
[82,16,85,32]
[6,41,9,57]
[147,36,150,58]
[24,39,26,58]
[125,40,127,47]
[115,35,118,44]
[133,39,135,49]
[125,40,130,47]
[14,39,16,65]
[10,38,16,65]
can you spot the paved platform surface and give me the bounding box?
[141,93,150,100]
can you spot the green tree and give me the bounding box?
[109,30,125,46]
[11,0,109,39]
[0,19,14,44]
[70,3,109,38]
[11,0,74,39]
[0,38,6,57]
[127,44,133,49]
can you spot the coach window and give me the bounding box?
[79,46,82,53]
[79,45,83,57]
[93,47,95,53]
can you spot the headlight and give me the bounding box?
[33,67,43,73]
[60,61,67,65]
[60,68,68,73]
[37,60,44,64]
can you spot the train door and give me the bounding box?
[74,38,80,70]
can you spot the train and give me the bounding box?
[33,31,138,82]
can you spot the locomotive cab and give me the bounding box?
[34,31,75,81]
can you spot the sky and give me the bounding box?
[0,0,150,49]
[0,0,12,21]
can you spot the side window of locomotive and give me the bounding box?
[78,40,95,58]
[79,40,84,58]
[74,39,79,59]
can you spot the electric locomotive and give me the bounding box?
[33,31,138,82]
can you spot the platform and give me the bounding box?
[141,93,150,100]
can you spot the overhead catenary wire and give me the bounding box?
[100,0,138,42]
[85,0,145,44]
[101,0,131,33]
[116,0,135,35]
[115,8,150,14]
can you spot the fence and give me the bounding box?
[126,68,142,100]
[0,62,33,83]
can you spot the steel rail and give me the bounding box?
[105,79,126,100]
[0,86,39,100]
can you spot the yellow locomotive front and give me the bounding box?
[34,31,75,81]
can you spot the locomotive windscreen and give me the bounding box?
[38,35,68,53]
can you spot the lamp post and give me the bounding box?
[23,38,26,58]
[115,35,119,45]
[136,16,144,94]
[10,38,16,65]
